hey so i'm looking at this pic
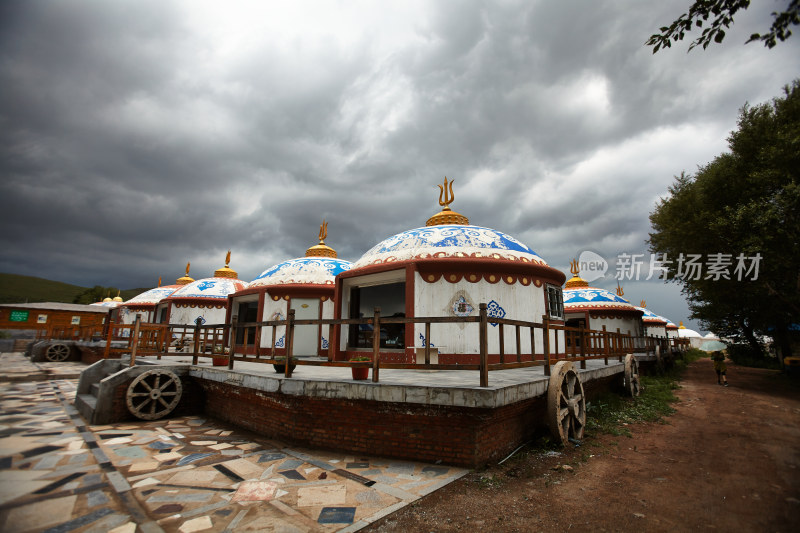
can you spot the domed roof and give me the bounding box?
[635,306,668,325]
[352,225,547,269]
[124,286,181,306]
[250,257,353,287]
[168,277,248,300]
[676,321,703,337]
[90,300,121,308]
[563,263,640,313]
[564,287,640,311]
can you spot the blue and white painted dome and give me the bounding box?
[635,306,668,324]
[564,287,639,311]
[124,286,180,305]
[168,277,248,300]
[250,257,353,287]
[352,225,547,269]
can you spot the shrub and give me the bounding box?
[726,343,781,370]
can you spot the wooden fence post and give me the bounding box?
[602,325,609,365]
[228,315,238,370]
[129,315,141,367]
[542,315,551,377]
[579,325,586,369]
[479,303,488,387]
[371,307,381,383]
[285,310,295,378]
[191,318,201,365]
[103,321,114,359]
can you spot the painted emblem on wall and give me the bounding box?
[269,311,285,322]
[451,295,474,317]
[445,289,475,330]
[195,316,206,325]
[321,336,328,349]
[487,299,506,327]
[418,332,435,347]
[275,335,285,348]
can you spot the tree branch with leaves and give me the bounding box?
[646,0,799,53]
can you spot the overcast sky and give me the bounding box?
[1,1,798,332]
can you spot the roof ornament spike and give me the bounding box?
[176,262,195,285]
[158,276,162,287]
[427,177,469,226]
[616,283,624,296]
[319,219,328,244]
[640,300,646,307]
[438,177,455,210]
[306,219,337,258]
[569,259,580,276]
[215,250,238,279]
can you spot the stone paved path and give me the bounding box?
[0,354,467,532]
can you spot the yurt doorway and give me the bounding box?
[290,298,320,356]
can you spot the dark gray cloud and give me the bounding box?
[1,0,797,332]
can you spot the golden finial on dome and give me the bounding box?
[564,259,589,289]
[616,283,624,296]
[176,262,195,285]
[215,250,238,279]
[426,177,469,226]
[158,276,162,287]
[640,300,647,307]
[103,290,112,303]
[306,220,338,258]
[113,290,123,302]
[679,321,686,329]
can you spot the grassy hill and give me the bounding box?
[0,273,147,304]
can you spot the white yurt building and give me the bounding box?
[562,264,644,340]
[119,266,195,324]
[635,301,669,339]
[228,223,352,357]
[331,179,567,364]
[156,253,247,326]
[676,321,704,348]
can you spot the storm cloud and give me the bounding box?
[1,0,797,331]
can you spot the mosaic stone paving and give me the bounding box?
[0,374,467,532]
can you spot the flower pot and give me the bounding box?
[273,363,296,374]
[351,366,370,380]
[212,356,228,366]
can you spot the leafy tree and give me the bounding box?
[649,81,800,358]
[646,0,799,52]
[73,285,120,305]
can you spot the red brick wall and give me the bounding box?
[195,378,549,467]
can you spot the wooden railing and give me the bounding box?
[32,305,688,387]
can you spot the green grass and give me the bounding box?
[0,273,147,304]
[585,351,701,438]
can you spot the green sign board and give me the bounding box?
[9,310,29,322]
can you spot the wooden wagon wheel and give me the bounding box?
[624,353,641,397]
[126,369,183,420]
[547,361,586,445]
[45,343,71,362]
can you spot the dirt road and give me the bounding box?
[367,358,800,532]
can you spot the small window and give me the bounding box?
[546,285,564,320]
[71,316,81,325]
[37,314,47,324]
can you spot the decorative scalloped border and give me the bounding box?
[421,271,540,286]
